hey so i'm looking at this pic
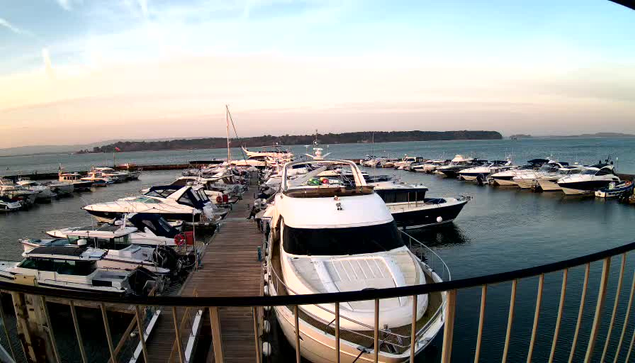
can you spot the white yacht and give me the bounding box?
[265,160,448,363]
[536,165,585,192]
[93,167,130,183]
[83,185,220,224]
[44,181,74,196]
[490,158,549,186]
[0,247,158,295]
[458,160,514,182]
[81,169,113,186]
[512,161,569,189]
[558,165,621,195]
[0,179,37,206]
[0,197,21,213]
[20,228,173,275]
[436,155,479,178]
[16,179,56,202]
[58,170,94,191]
[417,159,447,173]
[46,213,186,249]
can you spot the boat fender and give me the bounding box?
[264,306,271,311]
[436,216,443,223]
[262,342,272,356]
[263,285,270,296]
[174,234,186,246]
[263,320,271,333]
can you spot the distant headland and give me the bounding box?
[80,130,503,153]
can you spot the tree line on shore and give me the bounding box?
[86,130,502,153]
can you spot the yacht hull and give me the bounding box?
[492,177,517,186]
[514,179,536,189]
[536,179,561,192]
[559,181,615,195]
[389,199,468,230]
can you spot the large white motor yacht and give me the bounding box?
[265,160,448,363]
[557,165,621,195]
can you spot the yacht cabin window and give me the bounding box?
[283,222,404,256]
[19,258,96,275]
[375,190,427,203]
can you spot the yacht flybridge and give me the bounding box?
[264,160,448,363]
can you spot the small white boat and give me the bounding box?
[0,197,21,213]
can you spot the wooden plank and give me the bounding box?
[147,187,264,363]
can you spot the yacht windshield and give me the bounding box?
[283,222,404,256]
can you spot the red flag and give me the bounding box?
[114,147,121,152]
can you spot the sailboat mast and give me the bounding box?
[225,105,231,163]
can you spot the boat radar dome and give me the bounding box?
[77,239,88,247]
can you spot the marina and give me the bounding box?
[0,136,634,362]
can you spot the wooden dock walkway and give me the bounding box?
[146,187,264,363]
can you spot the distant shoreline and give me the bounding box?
[81,130,503,154]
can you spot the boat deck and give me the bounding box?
[146,187,264,363]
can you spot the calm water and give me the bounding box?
[1,138,635,362]
[2,137,635,176]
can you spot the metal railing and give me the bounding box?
[1,240,635,362]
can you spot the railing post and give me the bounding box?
[569,263,590,363]
[502,279,518,363]
[410,294,418,362]
[0,292,17,362]
[100,303,117,363]
[441,290,457,363]
[39,296,60,363]
[335,302,341,363]
[374,299,380,363]
[209,307,224,363]
[584,257,611,362]
[614,263,635,363]
[527,274,544,363]
[549,269,568,363]
[69,300,88,363]
[294,305,301,363]
[172,306,184,363]
[474,285,487,363]
[134,305,148,363]
[252,307,262,363]
[601,253,626,362]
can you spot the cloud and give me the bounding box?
[0,18,23,34]
[42,48,54,79]
[137,0,149,19]
[56,0,82,11]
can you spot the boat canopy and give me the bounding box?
[128,213,180,238]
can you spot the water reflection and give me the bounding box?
[406,223,470,247]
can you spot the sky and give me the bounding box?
[0,0,634,148]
